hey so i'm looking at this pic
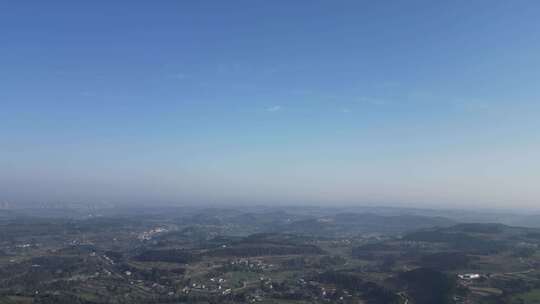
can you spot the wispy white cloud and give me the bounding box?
[340,108,351,114]
[266,105,282,112]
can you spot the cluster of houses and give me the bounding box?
[137,227,168,241]
[458,273,481,280]
[179,277,230,295]
[229,258,274,271]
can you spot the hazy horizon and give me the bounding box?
[2,1,540,209]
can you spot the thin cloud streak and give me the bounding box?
[266,105,282,112]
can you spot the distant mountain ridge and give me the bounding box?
[280,213,456,236]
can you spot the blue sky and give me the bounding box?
[1,1,539,208]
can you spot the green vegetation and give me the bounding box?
[511,289,540,304]
[1,207,540,303]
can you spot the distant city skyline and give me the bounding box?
[1,1,539,208]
